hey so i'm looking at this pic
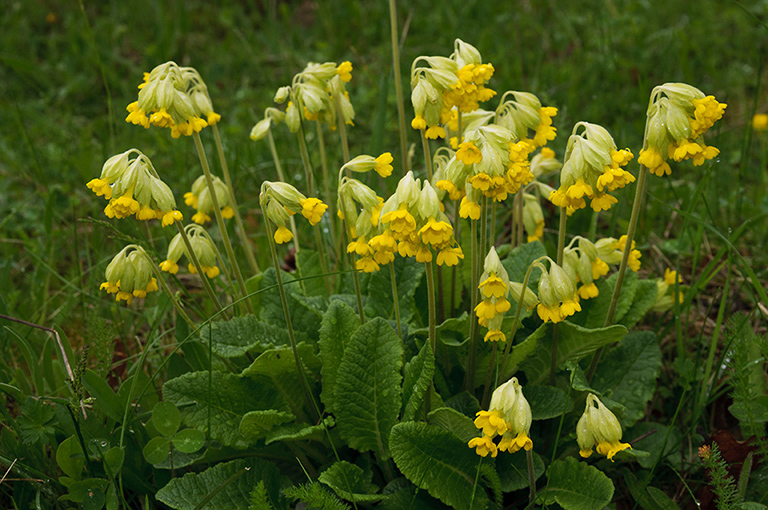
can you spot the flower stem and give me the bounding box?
[192,132,252,314]
[498,261,538,383]
[516,191,524,247]
[174,220,227,318]
[389,262,402,338]
[265,220,320,422]
[425,260,437,414]
[586,165,649,381]
[449,204,460,316]
[211,124,260,275]
[551,207,567,385]
[464,217,479,392]
[420,130,433,180]
[388,0,409,176]
[267,130,301,251]
[316,121,338,253]
[526,449,537,504]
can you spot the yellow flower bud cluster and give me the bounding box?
[126,62,219,137]
[159,225,220,279]
[86,149,181,227]
[474,247,513,342]
[275,61,355,132]
[338,174,388,273]
[378,172,464,266]
[468,378,533,458]
[100,245,159,305]
[562,237,610,301]
[549,122,635,213]
[184,175,235,225]
[260,181,328,244]
[577,394,631,461]
[410,39,495,139]
[638,83,726,177]
[495,91,558,148]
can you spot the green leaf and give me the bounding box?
[153,401,181,438]
[283,482,350,510]
[626,422,683,469]
[18,396,56,444]
[543,457,614,510]
[248,481,273,510]
[241,344,319,421]
[411,313,470,346]
[365,255,424,323]
[164,371,286,448]
[259,268,323,338]
[318,300,361,414]
[82,369,123,422]
[334,318,402,457]
[143,437,171,465]
[521,321,627,385]
[56,435,84,481]
[729,396,768,423]
[67,478,109,504]
[197,315,300,358]
[156,459,283,510]
[380,479,450,509]
[620,280,659,329]
[525,385,573,420]
[103,447,124,477]
[581,271,638,329]
[646,486,682,509]
[265,416,335,445]
[390,422,490,510]
[427,407,478,443]
[172,429,205,454]
[296,249,327,298]
[593,331,662,427]
[501,241,546,284]
[499,323,548,381]
[402,342,435,421]
[318,461,384,503]
[498,450,545,492]
[444,392,481,418]
[240,410,296,441]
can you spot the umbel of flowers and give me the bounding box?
[100,245,158,305]
[577,394,631,461]
[638,83,726,176]
[86,149,182,227]
[378,172,464,266]
[410,39,496,139]
[159,225,221,279]
[337,174,386,273]
[259,181,328,244]
[475,247,513,342]
[126,61,220,138]
[468,377,533,458]
[495,91,558,148]
[184,175,235,224]
[561,237,610,300]
[549,122,634,213]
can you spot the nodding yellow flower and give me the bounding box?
[101,245,159,305]
[159,260,179,274]
[479,275,508,299]
[414,244,433,263]
[638,148,671,177]
[381,206,417,234]
[336,61,353,82]
[86,178,112,199]
[425,125,446,139]
[356,256,379,273]
[374,152,394,178]
[664,268,679,285]
[578,282,599,299]
[397,239,418,258]
[300,197,328,225]
[592,258,609,280]
[274,225,293,244]
[125,102,150,128]
[484,329,506,342]
[436,245,464,266]
[436,180,463,201]
[469,172,493,192]
[411,115,427,130]
[577,394,631,461]
[616,235,642,271]
[456,141,483,165]
[459,197,481,220]
[347,236,374,257]
[418,217,453,246]
[590,193,618,212]
[469,378,533,457]
[475,299,498,320]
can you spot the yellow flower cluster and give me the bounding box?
[475,247,512,342]
[650,268,685,313]
[534,258,582,324]
[638,84,726,177]
[100,246,159,305]
[184,175,235,225]
[468,378,533,457]
[159,225,221,279]
[260,181,328,244]
[577,394,631,461]
[495,91,558,148]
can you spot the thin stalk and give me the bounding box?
[480,196,489,258]
[389,0,409,175]
[490,200,497,246]
[211,124,260,274]
[449,204,460,315]
[144,254,195,329]
[389,263,402,337]
[526,449,537,504]
[586,165,649,381]
[551,207,567,385]
[296,118,332,294]
[425,261,437,414]
[192,132,252,314]
[265,220,320,422]
[481,344,497,408]
[349,249,366,325]
[700,259,730,408]
[516,191,524,247]
[174,220,227,318]
[498,261,538,383]
[463,218,479,392]
[267,130,300,251]
[316,121,338,251]
[421,130,433,180]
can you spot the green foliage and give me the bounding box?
[402,342,435,421]
[283,482,350,510]
[543,457,615,510]
[318,461,384,503]
[198,315,299,358]
[318,299,360,413]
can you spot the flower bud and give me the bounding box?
[274,86,291,104]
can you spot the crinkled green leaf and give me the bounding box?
[525,385,573,420]
[427,407,478,443]
[335,318,402,457]
[498,450,545,492]
[593,331,661,427]
[412,313,470,346]
[265,416,335,445]
[172,429,205,454]
[156,459,283,510]
[543,457,614,510]
[501,241,546,285]
[402,342,434,421]
[197,315,301,358]
[164,371,286,448]
[580,271,638,329]
[521,321,626,385]
[259,268,323,338]
[18,396,56,444]
[729,396,768,423]
[318,300,360,414]
[153,401,181,438]
[444,392,481,418]
[365,255,424,323]
[240,410,296,441]
[390,422,490,510]
[620,280,659,329]
[241,343,320,421]
[318,461,384,503]
[296,249,327,298]
[143,436,171,465]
